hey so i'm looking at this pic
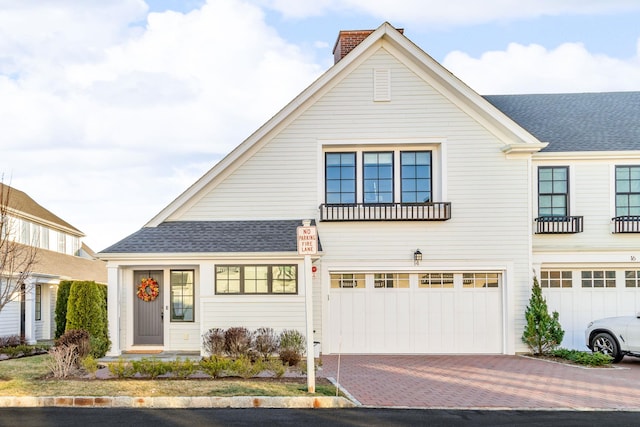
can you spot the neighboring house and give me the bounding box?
[0,183,107,343]
[98,23,640,357]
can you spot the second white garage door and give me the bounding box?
[327,272,503,354]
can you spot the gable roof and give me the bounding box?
[1,183,83,235]
[100,220,320,254]
[34,246,107,283]
[144,22,544,228]
[484,92,640,152]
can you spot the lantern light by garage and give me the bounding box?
[414,249,422,265]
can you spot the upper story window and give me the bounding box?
[325,149,433,205]
[57,232,66,254]
[325,153,356,204]
[615,166,640,216]
[363,152,393,203]
[401,151,431,203]
[538,166,568,217]
[20,220,31,245]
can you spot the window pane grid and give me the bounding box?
[216,265,298,294]
[330,273,365,288]
[538,166,568,217]
[540,270,573,288]
[170,270,194,322]
[625,270,640,288]
[463,273,499,288]
[419,273,453,288]
[581,270,616,288]
[364,152,393,203]
[373,273,409,288]
[616,166,640,216]
[401,151,432,203]
[326,153,356,204]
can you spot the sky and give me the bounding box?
[1,0,639,252]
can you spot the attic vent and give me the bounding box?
[373,68,390,101]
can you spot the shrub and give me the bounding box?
[264,357,286,378]
[228,355,264,379]
[66,281,111,358]
[522,276,564,355]
[47,344,78,378]
[54,281,73,339]
[255,327,279,361]
[108,358,134,378]
[225,327,254,359]
[56,329,91,366]
[132,357,170,379]
[551,348,612,366]
[202,328,226,357]
[170,357,197,379]
[81,355,99,375]
[199,355,231,378]
[279,329,305,366]
[0,335,21,348]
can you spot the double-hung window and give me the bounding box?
[401,151,431,203]
[615,166,640,216]
[325,153,356,204]
[363,152,393,203]
[538,166,568,217]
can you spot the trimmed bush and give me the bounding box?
[132,357,170,379]
[202,328,226,357]
[551,348,612,366]
[108,358,134,378]
[224,327,254,359]
[66,281,111,358]
[54,281,73,339]
[229,355,264,379]
[199,355,231,378]
[255,327,278,361]
[170,357,197,379]
[279,329,305,366]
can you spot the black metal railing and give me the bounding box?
[319,202,451,221]
[534,216,583,234]
[612,216,640,233]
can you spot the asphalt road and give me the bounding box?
[0,408,639,426]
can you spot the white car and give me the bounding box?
[586,315,640,363]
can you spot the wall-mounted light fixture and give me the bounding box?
[414,249,422,266]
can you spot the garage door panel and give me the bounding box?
[329,273,502,354]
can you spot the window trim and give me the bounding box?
[325,152,356,204]
[215,264,299,295]
[170,269,195,322]
[400,150,432,203]
[538,166,569,217]
[615,165,640,217]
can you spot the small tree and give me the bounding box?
[522,276,564,355]
[0,180,39,315]
[66,281,111,358]
[54,280,73,339]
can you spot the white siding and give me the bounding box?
[0,300,20,337]
[143,47,535,354]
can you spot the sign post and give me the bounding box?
[297,220,317,393]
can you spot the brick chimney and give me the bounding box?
[332,27,404,64]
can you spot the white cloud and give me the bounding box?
[0,0,322,250]
[443,41,640,94]
[255,0,640,26]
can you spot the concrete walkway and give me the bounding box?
[320,354,640,409]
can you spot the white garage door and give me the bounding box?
[328,272,503,354]
[542,269,640,350]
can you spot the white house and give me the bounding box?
[0,183,107,343]
[98,23,640,356]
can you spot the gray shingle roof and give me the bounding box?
[483,92,640,152]
[99,220,320,254]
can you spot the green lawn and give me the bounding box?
[0,355,338,397]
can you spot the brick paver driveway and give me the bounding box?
[320,354,640,409]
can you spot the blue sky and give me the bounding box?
[1,0,639,251]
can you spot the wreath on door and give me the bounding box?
[137,277,159,302]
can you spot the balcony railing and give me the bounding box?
[612,216,640,233]
[319,202,451,222]
[534,216,584,234]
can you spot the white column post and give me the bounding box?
[106,265,121,356]
[24,278,36,344]
[304,253,315,393]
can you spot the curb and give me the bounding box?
[0,396,355,409]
